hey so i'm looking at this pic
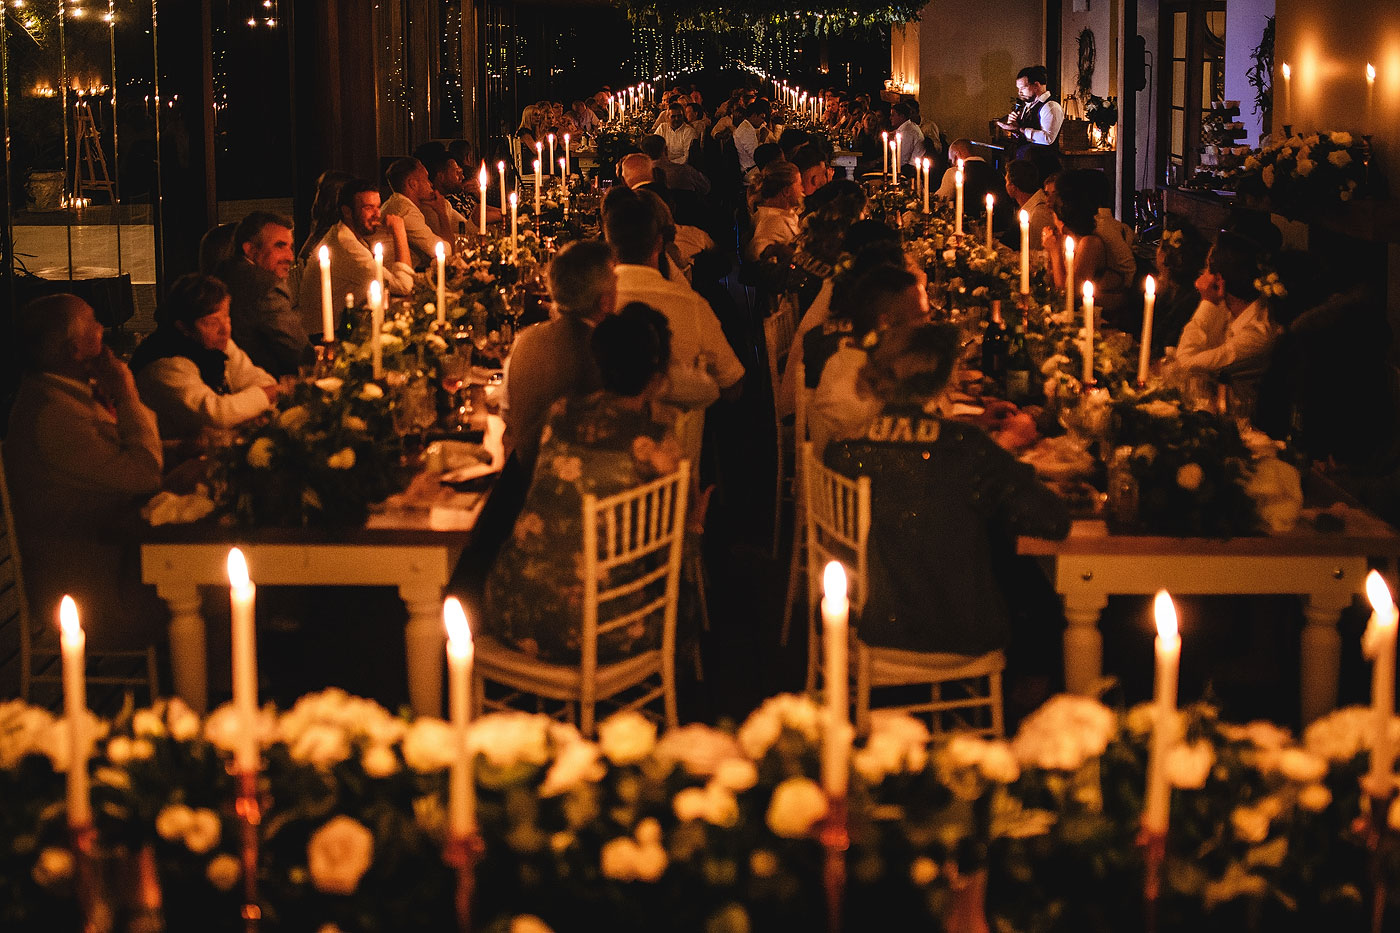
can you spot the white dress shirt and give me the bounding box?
[659,122,699,164]
[1173,298,1280,374]
[1020,92,1065,146]
[734,120,762,172]
[746,206,800,262]
[296,221,416,335]
[894,119,925,167]
[135,338,276,441]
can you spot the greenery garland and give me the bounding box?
[617,0,921,38]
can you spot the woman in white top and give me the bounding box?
[132,273,279,443]
[745,161,803,263]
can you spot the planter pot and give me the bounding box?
[27,171,66,212]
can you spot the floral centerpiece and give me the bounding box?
[1231,130,1366,215]
[216,370,406,528]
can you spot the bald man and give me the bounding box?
[3,294,165,646]
[619,152,659,190]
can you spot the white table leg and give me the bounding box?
[1062,593,1108,696]
[1301,589,1351,725]
[400,584,445,718]
[159,583,207,714]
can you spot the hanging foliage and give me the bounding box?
[616,0,921,38]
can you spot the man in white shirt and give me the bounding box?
[734,103,770,174]
[603,187,744,461]
[996,65,1064,150]
[890,101,924,176]
[297,178,415,329]
[382,157,453,268]
[1171,232,1281,392]
[934,139,986,199]
[1002,158,1055,250]
[658,102,700,165]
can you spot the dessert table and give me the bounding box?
[1018,500,1400,723]
[141,416,505,718]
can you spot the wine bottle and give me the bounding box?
[1005,317,1035,404]
[454,220,471,257]
[980,300,1008,389]
[338,292,358,343]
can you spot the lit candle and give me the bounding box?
[1019,210,1031,294]
[893,134,901,177]
[985,193,995,251]
[889,140,898,184]
[368,279,384,379]
[1063,236,1076,317]
[372,242,384,296]
[1365,571,1399,793]
[564,133,571,175]
[1143,591,1180,835]
[547,133,555,174]
[509,191,519,262]
[435,241,447,325]
[954,167,964,236]
[1281,62,1292,129]
[821,562,850,798]
[533,159,542,217]
[318,244,334,340]
[1082,281,1095,384]
[478,163,488,236]
[1138,275,1156,384]
[445,598,476,835]
[59,596,91,827]
[497,160,507,216]
[1367,63,1377,133]
[881,131,889,178]
[227,549,258,773]
[922,158,931,213]
[560,159,569,217]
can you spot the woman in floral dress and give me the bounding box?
[484,304,684,663]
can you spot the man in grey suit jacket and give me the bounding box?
[215,211,310,375]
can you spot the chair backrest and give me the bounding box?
[580,461,691,689]
[0,455,35,698]
[508,135,523,175]
[803,442,870,613]
[762,298,799,411]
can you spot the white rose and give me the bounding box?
[1296,158,1315,177]
[634,817,662,847]
[712,758,758,792]
[307,816,375,895]
[1176,463,1204,491]
[133,710,166,739]
[342,415,368,433]
[634,843,668,882]
[598,711,657,765]
[277,406,310,432]
[978,741,1021,783]
[1304,707,1380,762]
[749,850,779,878]
[1139,400,1180,419]
[204,703,273,757]
[700,783,740,827]
[910,856,939,886]
[1331,131,1354,147]
[156,804,195,841]
[467,712,551,769]
[402,718,456,773]
[1231,805,1270,844]
[290,724,352,769]
[166,699,200,742]
[600,837,641,881]
[327,447,357,470]
[654,724,743,776]
[1298,783,1332,812]
[944,734,989,770]
[1164,740,1214,789]
[1328,150,1352,168]
[107,735,135,765]
[315,377,344,394]
[0,702,58,768]
[206,853,241,891]
[185,808,223,854]
[358,383,384,400]
[673,787,710,823]
[539,740,606,797]
[361,744,399,779]
[32,847,75,887]
[246,436,276,468]
[1277,748,1327,784]
[765,777,828,838]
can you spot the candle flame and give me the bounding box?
[957,158,965,170]
[509,191,518,206]
[478,163,488,189]
[1083,281,1094,301]
[823,561,847,605]
[435,241,445,260]
[318,243,329,267]
[444,597,472,650]
[497,160,505,172]
[535,141,542,153]
[955,168,963,184]
[1020,209,1030,224]
[560,158,568,172]
[986,193,995,209]
[368,279,382,309]
[1282,62,1291,80]
[1154,590,1178,640]
[227,547,251,589]
[373,242,383,261]
[547,133,555,143]
[533,159,541,172]
[1367,571,1396,620]
[1367,63,1377,82]
[1145,274,1156,298]
[59,595,81,639]
[1065,235,1075,257]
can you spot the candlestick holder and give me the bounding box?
[444,830,486,933]
[818,796,849,933]
[315,341,335,378]
[1137,826,1166,933]
[128,843,165,933]
[1358,784,1397,933]
[70,821,114,933]
[234,769,262,933]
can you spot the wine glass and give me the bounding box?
[440,348,472,430]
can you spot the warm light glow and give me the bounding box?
[435,241,445,261]
[957,158,965,170]
[1368,571,1397,620]
[59,595,81,641]
[823,562,847,606]
[373,242,383,262]
[444,597,473,658]
[509,191,518,206]
[1082,281,1094,302]
[1065,236,1076,258]
[955,168,964,185]
[1145,274,1156,298]
[318,244,329,268]
[478,163,488,190]
[368,279,383,310]
[227,548,251,590]
[1154,590,1179,641]
[1282,62,1291,80]
[497,159,505,174]
[1367,63,1377,83]
[535,141,543,155]
[1020,209,1030,225]
[985,193,995,209]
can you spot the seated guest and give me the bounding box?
[502,239,614,468]
[382,157,457,267]
[297,169,354,263]
[827,324,1069,655]
[297,178,415,328]
[852,109,889,175]
[734,102,772,174]
[1169,231,1282,396]
[745,161,804,263]
[1001,158,1055,251]
[1151,223,1209,356]
[620,151,664,192]
[571,99,599,134]
[4,295,165,647]
[483,305,684,663]
[133,273,279,442]
[216,211,310,373]
[424,150,501,233]
[659,102,700,165]
[640,134,710,196]
[792,144,834,201]
[934,139,986,199]
[1042,168,1130,315]
[808,263,929,453]
[685,101,711,139]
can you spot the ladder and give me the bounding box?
[74,101,118,206]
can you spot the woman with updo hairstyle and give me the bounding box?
[1043,168,1131,315]
[745,160,804,262]
[1153,222,1209,354]
[825,324,1068,656]
[485,302,684,664]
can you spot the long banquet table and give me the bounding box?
[1018,500,1400,724]
[141,417,504,718]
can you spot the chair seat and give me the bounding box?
[475,635,664,701]
[862,644,1007,686]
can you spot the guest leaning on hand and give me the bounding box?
[132,273,280,444]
